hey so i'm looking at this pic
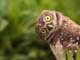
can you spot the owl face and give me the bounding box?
[35,10,60,40]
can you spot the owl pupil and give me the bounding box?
[42,29,45,33]
[45,16,51,22]
[47,17,49,19]
[46,17,50,20]
[40,28,46,33]
[42,30,45,32]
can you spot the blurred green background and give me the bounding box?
[0,0,80,60]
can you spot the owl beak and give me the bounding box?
[47,24,53,31]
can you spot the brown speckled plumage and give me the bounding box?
[35,10,80,60]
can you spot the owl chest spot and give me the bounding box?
[57,32,80,50]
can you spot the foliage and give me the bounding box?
[0,0,80,60]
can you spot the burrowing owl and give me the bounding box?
[35,10,80,60]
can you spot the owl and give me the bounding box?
[35,10,80,60]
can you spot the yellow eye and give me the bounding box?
[45,16,51,22]
[40,28,46,33]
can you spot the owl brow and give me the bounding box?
[55,12,61,26]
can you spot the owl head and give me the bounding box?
[35,10,63,41]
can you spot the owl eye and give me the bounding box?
[40,28,46,33]
[45,16,51,22]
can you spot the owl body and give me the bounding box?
[48,16,80,51]
[35,10,80,60]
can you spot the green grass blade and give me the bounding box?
[66,49,73,60]
[76,48,80,60]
